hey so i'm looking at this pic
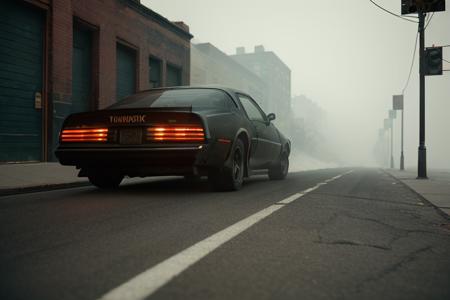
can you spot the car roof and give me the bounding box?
[137,85,246,97]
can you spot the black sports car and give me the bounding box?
[56,86,291,191]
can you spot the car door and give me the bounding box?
[238,94,281,169]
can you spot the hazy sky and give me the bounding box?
[144,0,450,169]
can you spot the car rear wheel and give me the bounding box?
[268,152,289,180]
[88,170,124,189]
[208,139,245,191]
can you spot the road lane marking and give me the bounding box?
[277,193,304,204]
[99,205,284,300]
[98,170,353,300]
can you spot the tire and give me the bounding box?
[208,139,245,191]
[268,152,289,180]
[88,170,124,189]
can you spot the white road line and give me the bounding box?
[303,185,321,193]
[98,170,353,300]
[277,193,304,204]
[98,205,284,300]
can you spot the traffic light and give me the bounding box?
[402,0,417,14]
[424,47,443,76]
[401,0,446,14]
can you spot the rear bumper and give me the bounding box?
[55,143,231,176]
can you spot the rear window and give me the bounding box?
[108,89,235,112]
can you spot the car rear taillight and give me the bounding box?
[146,125,205,142]
[60,128,109,142]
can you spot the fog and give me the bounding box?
[145,0,450,169]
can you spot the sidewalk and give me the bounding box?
[387,168,450,216]
[0,163,88,195]
[0,162,178,196]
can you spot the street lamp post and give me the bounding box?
[393,95,405,170]
[384,118,392,168]
[417,11,427,178]
[400,108,405,170]
[389,110,397,169]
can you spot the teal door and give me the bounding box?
[0,1,44,162]
[51,25,93,160]
[166,65,181,87]
[116,44,136,101]
[72,26,92,113]
[149,57,161,88]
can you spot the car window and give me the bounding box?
[109,89,235,112]
[238,95,266,122]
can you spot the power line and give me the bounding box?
[425,12,431,24]
[443,58,450,64]
[402,29,420,94]
[369,0,418,23]
[425,12,435,29]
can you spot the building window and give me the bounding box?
[149,57,161,88]
[166,64,182,87]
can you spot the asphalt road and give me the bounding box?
[1,168,450,300]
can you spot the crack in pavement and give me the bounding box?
[315,237,392,250]
[354,246,434,292]
[311,192,427,208]
[313,211,442,253]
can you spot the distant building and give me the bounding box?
[291,95,325,128]
[231,45,291,116]
[0,0,192,162]
[191,43,267,106]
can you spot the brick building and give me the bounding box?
[0,0,192,162]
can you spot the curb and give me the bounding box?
[0,181,91,197]
[382,169,450,221]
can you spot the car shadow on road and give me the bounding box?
[72,168,342,199]
[77,175,276,198]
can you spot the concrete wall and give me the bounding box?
[191,43,267,109]
[231,49,291,118]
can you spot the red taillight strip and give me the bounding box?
[148,132,204,137]
[60,134,108,137]
[153,137,205,141]
[60,128,109,142]
[147,128,204,132]
[146,125,205,142]
[61,129,108,133]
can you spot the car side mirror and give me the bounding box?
[267,113,276,122]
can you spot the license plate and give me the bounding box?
[119,128,142,145]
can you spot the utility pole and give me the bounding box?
[401,108,405,170]
[384,118,392,168]
[400,0,446,177]
[391,123,394,168]
[393,95,404,170]
[417,10,427,179]
[389,110,396,169]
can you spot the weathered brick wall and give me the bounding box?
[47,0,191,159]
[50,0,192,109]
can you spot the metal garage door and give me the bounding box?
[116,43,136,101]
[72,26,92,113]
[0,1,44,162]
